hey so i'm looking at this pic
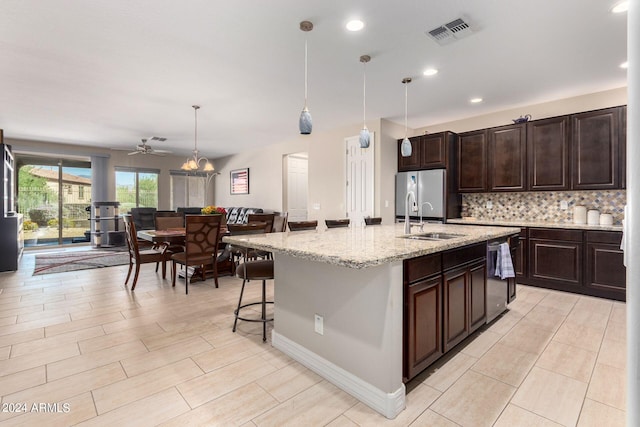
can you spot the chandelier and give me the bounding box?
[181,105,215,172]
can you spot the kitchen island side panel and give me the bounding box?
[272,254,404,404]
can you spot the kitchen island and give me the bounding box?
[223,223,519,419]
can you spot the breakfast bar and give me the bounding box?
[223,223,519,419]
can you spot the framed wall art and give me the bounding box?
[230,168,249,195]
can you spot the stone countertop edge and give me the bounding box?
[447,218,623,232]
[222,223,520,269]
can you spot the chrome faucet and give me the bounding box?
[404,191,417,234]
[419,201,434,228]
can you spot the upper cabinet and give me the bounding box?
[456,130,487,192]
[527,116,570,191]
[397,136,421,171]
[488,124,526,192]
[571,107,620,190]
[455,106,626,193]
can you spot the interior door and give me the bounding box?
[345,133,374,226]
[285,153,308,222]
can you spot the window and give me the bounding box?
[115,168,159,213]
[170,170,210,209]
[78,186,85,200]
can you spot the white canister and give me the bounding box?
[587,209,600,225]
[573,205,587,224]
[599,213,613,226]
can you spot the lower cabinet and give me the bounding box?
[404,242,487,381]
[519,227,625,301]
[443,259,486,352]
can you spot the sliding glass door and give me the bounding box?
[115,167,159,213]
[16,155,92,247]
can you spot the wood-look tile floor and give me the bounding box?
[0,249,626,426]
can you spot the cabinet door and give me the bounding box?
[457,130,487,192]
[620,106,626,189]
[585,231,625,301]
[488,124,526,191]
[571,107,620,189]
[406,276,443,380]
[528,231,582,289]
[527,116,570,191]
[398,137,421,171]
[468,261,487,333]
[443,266,469,352]
[420,133,447,169]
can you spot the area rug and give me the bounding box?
[33,250,130,276]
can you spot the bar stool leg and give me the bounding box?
[233,279,247,333]
[261,279,267,342]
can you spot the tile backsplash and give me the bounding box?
[461,190,626,225]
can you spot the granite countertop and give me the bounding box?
[222,223,520,269]
[447,218,623,232]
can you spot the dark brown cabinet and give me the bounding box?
[571,107,620,190]
[442,243,486,352]
[514,229,527,279]
[456,130,488,192]
[403,253,442,381]
[528,228,583,290]
[488,124,526,191]
[527,116,570,191]
[397,136,421,171]
[585,231,625,300]
[620,106,626,189]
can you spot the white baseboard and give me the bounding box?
[272,330,405,419]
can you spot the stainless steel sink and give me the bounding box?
[398,232,465,241]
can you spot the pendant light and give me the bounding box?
[299,21,313,134]
[359,55,371,148]
[400,77,413,157]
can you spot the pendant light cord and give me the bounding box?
[304,39,308,107]
[404,82,408,138]
[193,105,199,152]
[363,61,367,125]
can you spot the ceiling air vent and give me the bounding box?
[426,17,473,46]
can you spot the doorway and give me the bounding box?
[16,155,92,247]
[345,133,375,226]
[284,153,308,222]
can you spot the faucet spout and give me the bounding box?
[419,201,434,225]
[404,191,416,234]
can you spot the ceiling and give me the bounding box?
[0,0,628,159]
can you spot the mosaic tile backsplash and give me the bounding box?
[461,190,626,225]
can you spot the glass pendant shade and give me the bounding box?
[359,54,371,148]
[299,107,312,134]
[359,127,370,148]
[400,137,412,157]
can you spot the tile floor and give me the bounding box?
[0,249,627,426]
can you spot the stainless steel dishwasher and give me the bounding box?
[486,238,517,323]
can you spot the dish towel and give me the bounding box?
[495,242,515,279]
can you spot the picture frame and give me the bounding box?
[230,168,249,195]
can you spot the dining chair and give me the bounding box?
[155,211,186,275]
[272,212,288,232]
[325,219,350,228]
[170,214,223,294]
[364,217,382,225]
[247,213,275,233]
[122,214,169,291]
[287,220,318,231]
[228,223,274,342]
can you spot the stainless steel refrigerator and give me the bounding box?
[395,169,446,222]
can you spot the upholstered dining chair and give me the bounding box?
[122,214,169,291]
[272,212,288,233]
[325,219,350,228]
[170,214,223,294]
[287,220,318,231]
[228,223,274,342]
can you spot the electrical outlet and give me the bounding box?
[560,200,568,210]
[314,314,324,335]
[313,203,321,210]
[486,201,493,209]
[385,200,389,208]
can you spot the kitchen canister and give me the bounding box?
[573,205,587,224]
[599,213,613,226]
[587,209,600,225]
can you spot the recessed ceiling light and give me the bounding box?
[470,97,483,104]
[423,68,438,76]
[611,1,628,13]
[620,61,628,69]
[346,20,365,31]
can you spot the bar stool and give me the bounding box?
[229,223,273,342]
[288,220,318,231]
[325,219,350,228]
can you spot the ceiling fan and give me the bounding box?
[128,137,172,156]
